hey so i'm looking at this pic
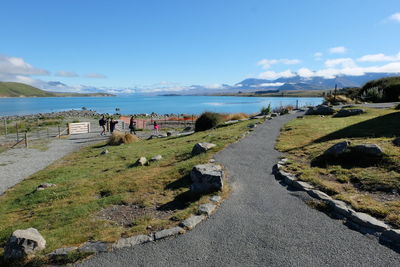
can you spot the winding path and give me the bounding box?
[78,114,400,266]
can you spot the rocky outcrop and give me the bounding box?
[333,109,364,118]
[351,144,384,157]
[190,164,224,193]
[191,143,216,156]
[150,155,163,162]
[305,105,335,115]
[135,157,147,166]
[324,141,350,157]
[4,228,46,260]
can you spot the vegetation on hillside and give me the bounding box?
[0,82,114,97]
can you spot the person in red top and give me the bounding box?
[153,121,159,134]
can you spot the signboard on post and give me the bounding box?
[68,122,90,135]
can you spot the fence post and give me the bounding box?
[58,126,61,138]
[24,132,28,148]
[47,128,49,139]
[3,119,7,137]
[296,100,299,110]
[16,123,19,142]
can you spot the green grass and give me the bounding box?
[0,119,259,263]
[0,82,55,97]
[276,108,400,227]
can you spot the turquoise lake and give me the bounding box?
[0,96,323,116]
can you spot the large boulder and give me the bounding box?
[351,144,384,157]
[190,164,224,193]
[333,109,364,118]
[191,143,216,156]
[4,228,46,260]
[324,141,350,157]
[305,105,335,115]
[135,157,147,166]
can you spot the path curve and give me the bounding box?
[78,114,400,266]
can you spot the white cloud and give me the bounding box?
[55,71,79,77]
[258,82,285,87]
[0,55,49,76]
[358,52,400,62]
[313,52,323,60]
[389,12,400,22]
[84,73,107,78]
[329,46,347,54]
[259,69,296,80]
[297,68,315,78]
[324,58,356,68]
[257,58,301,69]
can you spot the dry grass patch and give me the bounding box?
[108,131,139,145]
[276,108,400,227]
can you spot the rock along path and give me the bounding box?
[78,113,400,266]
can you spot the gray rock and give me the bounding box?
[307,190,332,201]
[182,126,193,132]
[252,115,266,119]
[4,228,46,260]
[190,164,224,193]
[305,105,335,115]
[209,159,216,163]
[381,229,400,244]
[177,131,195,137]
[326,199,353,217]
[78,241,110,253]
[248,124,257,129]
[101,149,109,155]
[278,170,296,186]
[191,142,217,156]
[351,144,384,157]
[167,131,176,137]
[36,183,56,191]
[270,113,279,117]
[224,120,239,125]
[180,215,206,230]
[198,203,217,216]
[348,211,389,232]
[393,137,400,147]
[324,141,350,157]
[333,109,364,118]
[154,227,185,240]
[135,157,147,166]
[292,180,313,191]
[150,155,163,162]
[210,195,222,203]
[112,235,153,249]
[48,247,78,258]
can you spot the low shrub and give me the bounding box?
[273,105,294,115]
[195,112,224,132]
[108,131,139,145]
[260,104,271,115]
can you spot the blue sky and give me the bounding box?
[0,0,400,93]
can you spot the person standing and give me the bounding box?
[99,115,106,136]
[153,121,159,134]
[110,118,119,133]
[129,116,137,135]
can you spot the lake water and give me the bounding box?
[0,96,323,116]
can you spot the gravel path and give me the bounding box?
[77,113,400,267]
[0,132,108,195]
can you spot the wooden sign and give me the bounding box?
[68,122,90,135]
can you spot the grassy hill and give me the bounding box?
[0,82,55,97]
[0,82,114,97]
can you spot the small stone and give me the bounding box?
[48,247,78,258]
[150,155,163,162]
[248,124,257,129]
[4,228,46,260]
[36,183,56,191]
[135,157,147,166]
[78,241,110,253]
[210,195,222,203]
[180,215,206,230]
[191,143,217,156]
[154,227,185,240]
[270,113,278,117]
[190,164,224,193]
[348,211,389,231]
[198,203,217,216]
[326,199,353,217]
[307,190,332,201]
[112,235,153,249]
[101,149,109,155]
[209,159,216,163]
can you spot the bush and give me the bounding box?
[195,112,224,132]
[273,105,294,115]
[260,104,271,115]
[360,76,400,102]
[108,131,139,145]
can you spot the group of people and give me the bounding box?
[99,115,160,136]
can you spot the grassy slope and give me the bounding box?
[0,119,260,259]
[276,108,400,227]
[0,82,55,97]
